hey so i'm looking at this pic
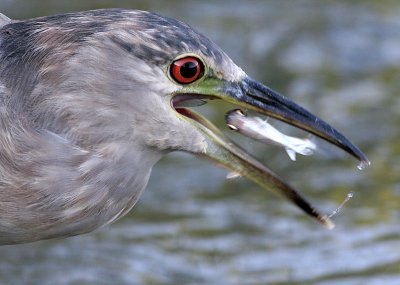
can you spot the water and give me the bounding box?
[328,192,354,219]
[357,160,371,171]
[1,0,400,284]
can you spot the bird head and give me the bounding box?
[1,9,368,227]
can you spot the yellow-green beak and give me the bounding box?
[172,76,369,228]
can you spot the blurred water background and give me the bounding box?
[0,1,399,284]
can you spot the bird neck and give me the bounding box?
[0,107,161,243]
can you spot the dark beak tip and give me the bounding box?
[237,76,371,168]
[320,215,335,230]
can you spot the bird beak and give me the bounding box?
[221,76,369,164]
[171,75,369,228]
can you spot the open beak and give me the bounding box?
[172,76,369,228]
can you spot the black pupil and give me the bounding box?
[180,61,198,78]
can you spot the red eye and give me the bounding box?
[170,56,204,84]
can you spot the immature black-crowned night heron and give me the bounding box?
[0,9,368,244]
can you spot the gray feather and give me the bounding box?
[0,13,11,28]
[0,9,235,244]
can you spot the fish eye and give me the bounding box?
[170,56,204,84]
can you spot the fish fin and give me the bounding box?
[285,148,297,161]
[226,171,241,179]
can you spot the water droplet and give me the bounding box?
[328,192,354,218]
[357,160,370,170]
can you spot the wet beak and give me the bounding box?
[172,76,369,228]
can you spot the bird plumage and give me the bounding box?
[0,9,242,244]
[0,9,368,244]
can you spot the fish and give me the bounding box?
[225,109,317,161]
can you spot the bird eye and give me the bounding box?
[170,56,204,84]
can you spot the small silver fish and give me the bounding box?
[225,109,317,161]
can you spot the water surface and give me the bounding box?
[0,1,399,284]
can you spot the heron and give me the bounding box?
[0,9,368,245]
